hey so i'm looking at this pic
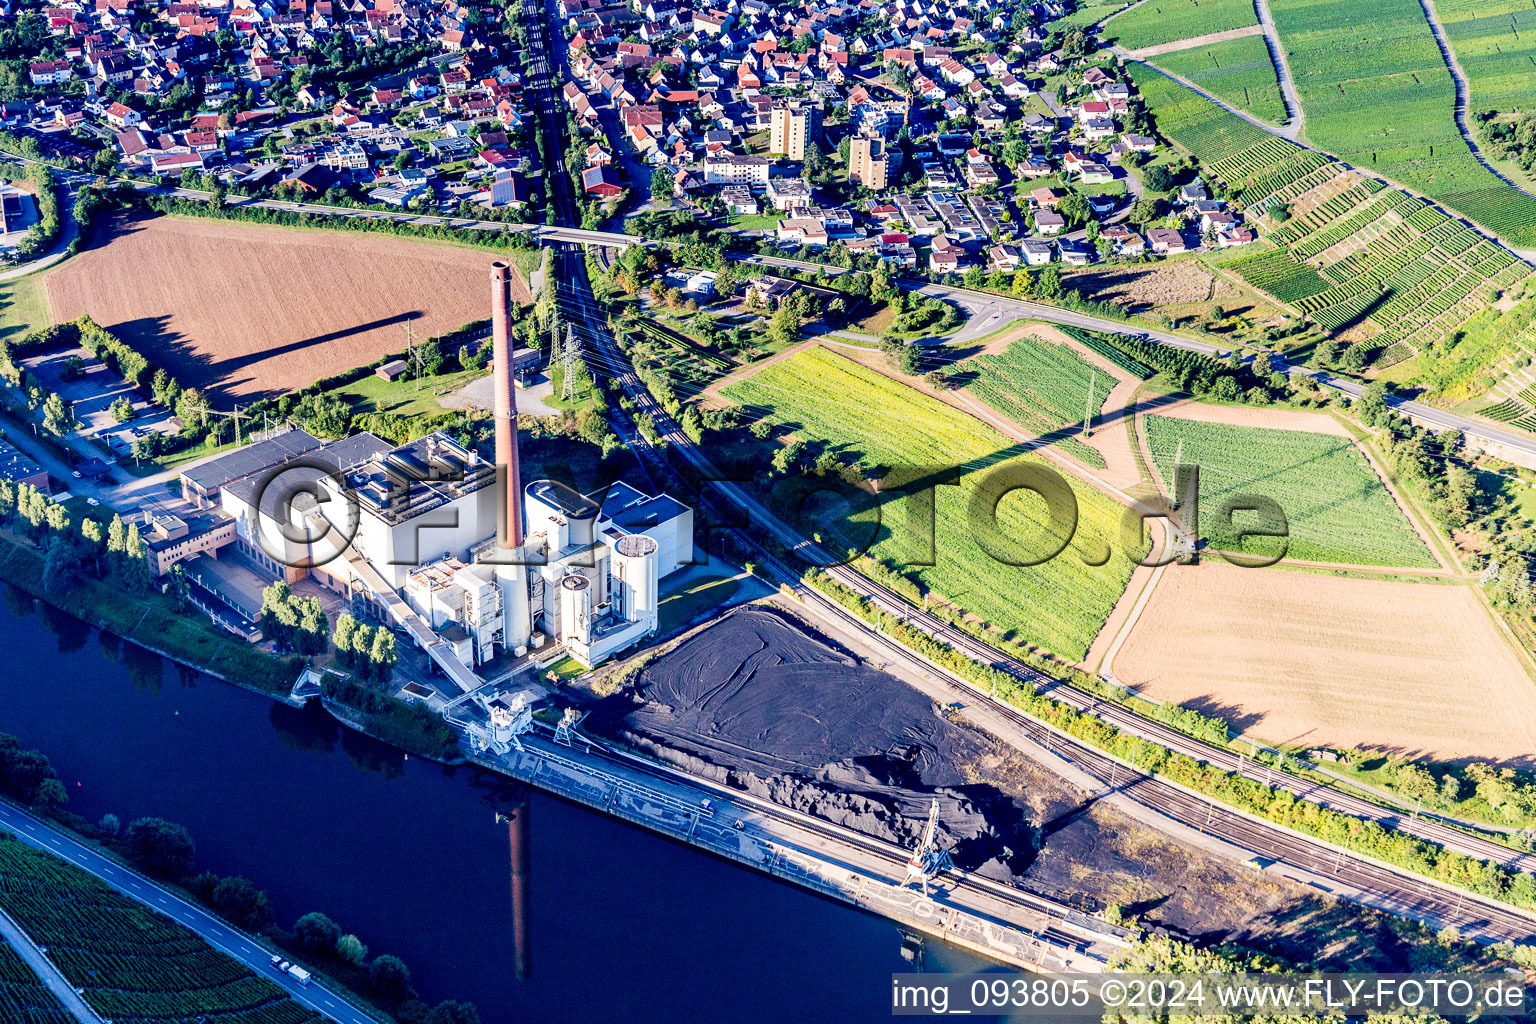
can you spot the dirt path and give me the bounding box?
[1124,24,1264,59]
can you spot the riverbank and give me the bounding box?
[0,522,291,685]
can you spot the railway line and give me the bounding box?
[555,277,1536,944]
[523,0,1536,946]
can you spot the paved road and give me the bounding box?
[0,905,104,1023]
[1252,0,1305,137]
[0,800,383,1024]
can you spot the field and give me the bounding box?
[1143,414,1436,567]
[1438,0,1536,115]
[1152,35,1288,124]
[1104,0,1257,50]
[1221,245,1331,302]
[45,214,532,406]
[1128,65,1533,367]
[0,938,71,1024]
[957,334,1115,469]
[1267,0,1536,248]
[720,347,1139,661]
[1114,561,1536,762]
[0,831,322,1024]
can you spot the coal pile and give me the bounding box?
[586,608,1036,882]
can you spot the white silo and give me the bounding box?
[612,534,659,634]
[559,573,593,648]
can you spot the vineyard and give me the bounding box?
[1153,35,1288,124]
[1104,0,1257,50]
[1128,65,1275,163]
[1143,415,1436,566]
[0,939,72,1024]
[1220,246,1330,302]
[1056,326,1155,379]
[958,335,1115,469]
[1130,63,1534,370]
[720,347,1139,661]
[0,832,324,1024]
[1439,0,1536,113]
[1267,0,1536,248]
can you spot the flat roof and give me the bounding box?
[181,428,324,492]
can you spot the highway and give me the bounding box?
[0,799,383,1024]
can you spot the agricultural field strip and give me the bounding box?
[1105,0,1259,51]
[0,936,72,1024]
[720,347,1140,661]
[0,833,322,1024]
[959,335,1114,469]
[1151,35,1289,124]
[1142,415,1437,567]
[1437,0,1536,118]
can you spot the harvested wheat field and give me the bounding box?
[1113,561,1536,764]
[46,214,531,405]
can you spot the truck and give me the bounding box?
[287,966,312,985]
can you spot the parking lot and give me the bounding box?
[21,346,179,459]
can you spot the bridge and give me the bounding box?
[532,225,646,248]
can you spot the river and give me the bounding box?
[0,587,1000,1023]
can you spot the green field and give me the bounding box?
[1129,63,1531,367]
[1438,0,1536,113]
[959,334,1112,469]
[1143,415,1436,566]
[721,347,1139,660]
[0,273,49,346]
[1049,0,1134,32]
[1153,35,1288,123]
[0,938,71,1024]
[0,831,323,1024]
[329,366,487,417]
[1268,0,1536,247]
[1105,0,1257,49]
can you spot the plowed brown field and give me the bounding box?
[1114,561,1536,763]
[46,214,531,405]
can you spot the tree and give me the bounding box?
[33,777,67,810]
[336,934,369,965]
[124,817,196,876]
[896,345,923,375]
[1036,266,1063,300]
[766,302,800,347]
[295,911,342,952]
[1145,164,1176,192]
[212,876,274,929]
[110,396,135,422]
[649,165,672,197]
[332,614,357,665]
[42,537,79,594]
[370,955,413,1001]
[369,629,398,682]
[42,392,70,436]
[426,1002,481,1024]
[802,141,826,180]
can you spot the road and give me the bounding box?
[1252,0,1305,137]
[0,904,104,1023]
[0,799,383,1024]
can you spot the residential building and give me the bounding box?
[847,133,887,189]
[769,98,820,161]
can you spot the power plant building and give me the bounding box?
[186,260,693,684]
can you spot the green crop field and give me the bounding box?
[1105,0,1257,50]
[1438,0,1536,113]
[0,939,72,1024]
[1268,0,1536,247]
[1130,65,1280,164]
[0,832,323,1024]
[1143,415,1436,566]
[959,334,1113,469]
[1222,247,1331,302]
[1153,35,1288,124]
[721,347,1139,660]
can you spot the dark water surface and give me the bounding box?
[0,589,998,1023]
